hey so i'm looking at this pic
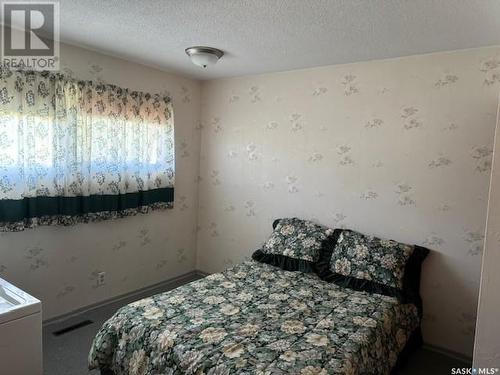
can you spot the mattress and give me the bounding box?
[88,260,420,374]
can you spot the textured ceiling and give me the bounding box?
[52,0,500,80]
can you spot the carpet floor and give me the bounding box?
[43,276,471,375]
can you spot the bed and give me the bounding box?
[88,260,422,375]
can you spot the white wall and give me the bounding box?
[197,47,500,356]
[0,43,202,320]
[473,95,500,367]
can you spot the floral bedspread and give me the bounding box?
[89,261,420,375]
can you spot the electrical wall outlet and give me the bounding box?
[97,272,106,286]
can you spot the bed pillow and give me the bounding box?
[316,229,429,312]
[252,217,336,272]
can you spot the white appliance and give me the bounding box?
[0,277,42,375]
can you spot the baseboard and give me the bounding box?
[423,343,472,365]
[43,269,205,327]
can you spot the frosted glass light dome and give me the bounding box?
[185,46,224,68]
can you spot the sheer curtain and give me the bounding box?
[0,68,174,231]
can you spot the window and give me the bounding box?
[0,68,174,231]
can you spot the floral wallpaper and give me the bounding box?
[0,42,201,320]
[197,46,500,357]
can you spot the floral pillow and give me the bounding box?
[316,229,429,309]
[252,218,335,272]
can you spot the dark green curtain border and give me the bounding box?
[0,187,174,222]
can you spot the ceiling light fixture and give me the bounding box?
[185,46,224,68]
